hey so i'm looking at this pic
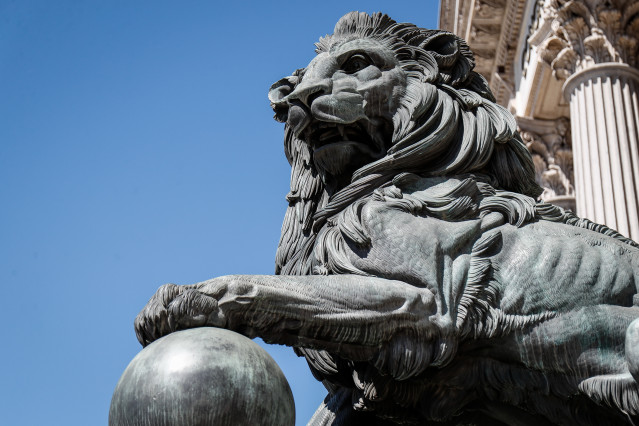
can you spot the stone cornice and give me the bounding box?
[540,0,639,79]
[440,0,529,106]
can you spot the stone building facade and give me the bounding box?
[439,0,639,240]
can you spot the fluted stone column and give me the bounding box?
[540,0,639,240]
[564,64,639,239]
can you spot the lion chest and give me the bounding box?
[343,201,482,290]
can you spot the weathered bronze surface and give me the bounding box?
[109,327,294,426]
[131,12,639,425]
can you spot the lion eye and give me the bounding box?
[342,54,372,74]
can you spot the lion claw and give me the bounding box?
[135,283,225,347]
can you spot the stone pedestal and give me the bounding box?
[564,63,639,240]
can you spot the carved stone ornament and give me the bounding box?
[539,0,639,78]
[132,12,639,425]
[520,118,575,203]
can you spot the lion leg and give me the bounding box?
[135,274,438,361]
[575,316,639,421]
[577,320,639,422]
[495,305,639,421]
[626,317,639,383]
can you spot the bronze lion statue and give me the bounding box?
[135,12,639,425]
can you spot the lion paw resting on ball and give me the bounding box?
[136,12,639,426]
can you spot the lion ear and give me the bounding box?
[268,76,297,103]
[419,32,475,86]
[268,69,304,123]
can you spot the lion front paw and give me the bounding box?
[134,283,224,347]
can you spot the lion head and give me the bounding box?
[270,12,542,274]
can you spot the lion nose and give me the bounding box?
[286,78,332,108]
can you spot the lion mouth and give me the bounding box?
[304,121,382,157]
[299,119,390,182]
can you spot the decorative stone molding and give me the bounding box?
[474,1,504,21]
[522,0,557,76]
[534,1,639,239]
[519,117,575,210]
[439,0,528,106]
[540,0,639,79]
[563,60,639,94]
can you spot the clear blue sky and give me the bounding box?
[0,2,439,424]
